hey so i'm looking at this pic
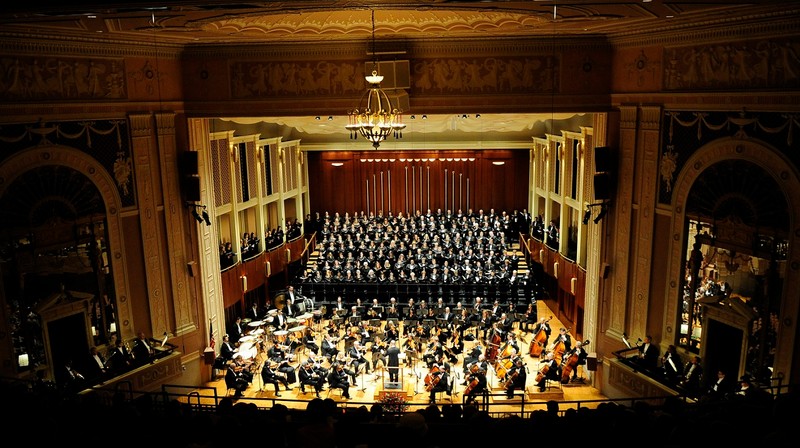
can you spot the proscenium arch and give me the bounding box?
[666,137,800,384]
[0,145,133,340]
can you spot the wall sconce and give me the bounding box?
[492,161,505,166]
[265,261,271,277]
[241,275,248,291]
[18,353,29,367]
[331,162,344,167]
[230,143,238,163]
[109,322,117,333]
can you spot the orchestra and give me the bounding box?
[217,279,593,405]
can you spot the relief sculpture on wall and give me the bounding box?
[0,57,126,100]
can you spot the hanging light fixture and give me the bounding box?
[345,9,405,149]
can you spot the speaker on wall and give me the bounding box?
[182,176,201,202]
[181,151,199,176]
[594,173,613,201]
[594,146,614,173]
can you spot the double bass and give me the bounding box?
[528,316,552,357]
[561,340,590,383]
[486,326,503,362]
[551,327,570,365]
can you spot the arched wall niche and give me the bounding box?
[666,137,800,385]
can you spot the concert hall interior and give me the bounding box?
[2,1,800,442]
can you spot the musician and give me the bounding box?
[532,317,553,346]
[427,362,451,404]
[321,330,340,362]
[358,319,372,343]
[85,346,108,384]
[490,300,503,317]
[440,307,454,326]
[681,355,703,396]
[298,361,325,398]
[384,321,400,342]
[331,296,347,317]
[132,331,155,366]
[368,298,383,320]
[552,327,572,353]
[261,360,291,397]
[247,302,263,321]
[479,309,494,340]
[498,312,514,335]
[661,344,683,384]
[385,303,400,320]
[637,335,659,370]
[386,339,402,383]
[536,351,561,392]
[307,350,330,378]
[220,334,238,361]
[462,344,483,379]
[327,363,352,399]
[273,308,289,331]
[106,338,133,375]
[230,316,246,343]
[347,340,371,383]
[303,327,320,355]
[564,340,589,382]
[285,286,299,317]
[268,338,297,384]
[423,335,444,368]
[225,363,250,399]
[504,358,528,399]
[464,364,487,405]
[500,333,521,361]
[370,336,387,381]
[520,302,537,333]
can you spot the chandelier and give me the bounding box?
[345,10,406,149]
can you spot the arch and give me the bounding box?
[0,145,133,340]
[665,137,800,383]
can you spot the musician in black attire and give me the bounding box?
[504,358,528,399]
[347,340,371,383]
[298,361,325,397]
[427,362,451,404]
[532,317,553,346]
[536,351,560,392]
[321,331,339,362]
[261,360,291,396]
[225,364,249,398]
[464,364,487,405]
[327,363,352,399]
[386,339,402,383]
[564,340,589,382]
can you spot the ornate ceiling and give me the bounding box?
[0,1,787,45]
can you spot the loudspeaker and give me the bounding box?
[182,176,201,202]
[587,353,598,371]
[181,151,199,176]
[594,173,612,201]
[601,263,611,279]
[594,146,614,173]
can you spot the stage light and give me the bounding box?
[202,207,212,226]
[582,208,591,225]
[191,209,204,223]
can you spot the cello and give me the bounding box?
[463,363,480,395]
[424,364,442,392]
[561,340,590,383]
[528,316,552,357]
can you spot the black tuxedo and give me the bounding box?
[261,364,290,394]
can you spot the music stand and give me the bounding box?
[423,319,435,331]
[348,316,361,326]
[368,318,381,329]
[387,318,399,328]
